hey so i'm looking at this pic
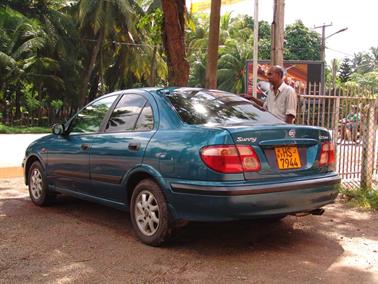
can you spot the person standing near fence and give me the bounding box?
[251,65,297,124]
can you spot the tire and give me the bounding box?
[130,179,172,246]
[28,161,55,206]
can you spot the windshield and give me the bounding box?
[164,89,283,126]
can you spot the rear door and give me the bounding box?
[89,91,157,202]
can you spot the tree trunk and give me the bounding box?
[148,46,158,86]
[205,0,221,89]
[78,27,105,107]
[161,0,189,86]
[15,91,21,122]
[1,84,8,124]
[89,73,100,102]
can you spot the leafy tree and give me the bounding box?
[258,21,271,60]
[284,20,321,60]
[348,68,378,94]
[135,3,167,86]
[338,57,352,83]
[352,47,378,74]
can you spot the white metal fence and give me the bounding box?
[295,83,377,188]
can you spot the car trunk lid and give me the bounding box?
[224,125,332,180]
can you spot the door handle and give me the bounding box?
[81,143,90,151]
[128,142,141,151]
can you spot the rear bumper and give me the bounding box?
[166,173,340,221]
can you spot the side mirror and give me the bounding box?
[52,123,65,135]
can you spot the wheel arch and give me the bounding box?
[123,165,170,206]
[24,155,45,185]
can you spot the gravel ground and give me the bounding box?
[1,177,377,284]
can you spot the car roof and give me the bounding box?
[95,87,233,102]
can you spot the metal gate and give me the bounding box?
[296,83,377,187]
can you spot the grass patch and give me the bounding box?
[0,124,50,134]
[339,186,378,210]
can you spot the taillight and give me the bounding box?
[200,145,261,173]
[319,142,335,168]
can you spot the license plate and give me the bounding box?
[274,146,302,170]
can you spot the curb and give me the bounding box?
[0,167,23,178]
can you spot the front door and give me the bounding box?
[47,95,118,193]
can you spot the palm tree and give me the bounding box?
[217,39,252,94]
[77,0,138,106]
[0,6,49,122]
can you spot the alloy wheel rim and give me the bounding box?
[134,190,160,236]
[30,168,43,200]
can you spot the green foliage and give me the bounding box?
[339,186,378,210]
[22,83,41,112]
[50,99,63,111]
[217,40,251,93]
[349,69,378,94]
[284,20,321,60]
[352,48,378,74]
[186,15,322,92]
[339,57,353,83]
[187,13,256,92]
[0,123,49,133]
[340,47,378,94]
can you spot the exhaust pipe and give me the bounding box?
[291,208,325,217]
[310,208,325,216]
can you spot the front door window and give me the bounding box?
[71,95,117,133]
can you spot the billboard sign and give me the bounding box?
[245,60,324,98]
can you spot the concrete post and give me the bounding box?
[361,100,376,189]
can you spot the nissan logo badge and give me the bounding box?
[288,129,296,137]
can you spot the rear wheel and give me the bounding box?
[28,161,55,206]
[130,179,172,246]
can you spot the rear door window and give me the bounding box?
[135,102,154,131]
[105,94,152,132]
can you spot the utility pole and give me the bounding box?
[314,23,332,62]
[314,23,331,95]
[252,0,259,98]
[314,24,347,95]
[331,58,337,90]
[205,0,221,89]
[271,0,285,66]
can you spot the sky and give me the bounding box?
[188,0,378,63]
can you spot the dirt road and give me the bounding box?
[1,178,377,283]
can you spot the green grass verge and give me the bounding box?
[339,186,378,210]
[0,124,50,134]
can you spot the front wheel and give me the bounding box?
[28,161,55,206]
[130,179,172,246]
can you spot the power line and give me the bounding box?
[325,47,354,57]
[82,38,160,48]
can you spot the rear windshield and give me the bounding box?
[164,89,283,126]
